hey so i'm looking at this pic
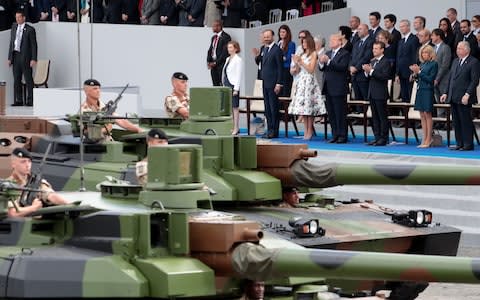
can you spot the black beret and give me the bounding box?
[83,79,101,87]
[172,72,188,80]
[282,186,298,193]
[147,128,168,140]
[12,148,32,160]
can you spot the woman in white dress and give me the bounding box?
[289,35,326,140]
[222,40,243,135]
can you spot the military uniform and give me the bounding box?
[79,99,113,142]
[6,174,53,209]
[135,128,168,186]
[164,93,190,118]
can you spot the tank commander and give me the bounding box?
[279,186,300,208]
[164,72,190,119]
[6,148,68,218]
[239,280,265,300]
[80,79,143,141]
[136,128,169,186]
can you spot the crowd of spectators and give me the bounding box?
[0,0,346,31]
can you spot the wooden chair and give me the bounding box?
[472,84,480,145]
[33,59,51,88]
[388,82,419,144]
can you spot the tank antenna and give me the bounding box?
[76,0,86,192]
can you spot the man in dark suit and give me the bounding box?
[447,7,462,42]
[431,29,451,105]
[159,0,178,25]
[7,10,37,106]
[319,33,350,144]
[455,19,479,59]
[349,15,361,45]
[396,19,419,102]
[368,11,382,38]
[383,14,401,46]
[349,23,373,101]
[440,42,480,151]
[177,0,205,27]
[362,41,392,146]
[256,29,283,138]
[206,20,231,86]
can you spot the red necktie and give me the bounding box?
[211,35,219,57]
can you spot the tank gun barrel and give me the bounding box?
[232,243,480,284]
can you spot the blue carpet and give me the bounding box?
[239,128,480,160]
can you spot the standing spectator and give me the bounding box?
[410,45,438,148]
[438,17,456,56]
[377,30,396,81]
[121,0,140,24]
[413,16,426,33]
[338,25,353,53]
[257,29,283,139]
[362,41,391,146]
[314,35,326,90]
[221,0,242,28]
[222,40,242,135]
[396,19,419,102]
[446,7,462,41]
[87,0,104,23]
[159,0,177,25]
[51,0,68,21]
[141,0,160,24]
[368,11,382,38]
[36,0,51,21]
[319,33,350,144]
[431,28,451,114]
[383,13,401,46]
[7,10,37,106]
[277,24,295,97]
[0,1,14,30]
[289,35,326,140]
[456,19,479,59]
[66,0,79,22]
[252,32,265,80]
[440,42,480,151]
[105,0,122,23]
[349,15,361,44]
[472,15,480,46]
[14,0,35,22]
[350,23,373,101]
[177,0,205,27]
[207,20,231,86]
[416,29,432,62]
[203,0,220,27]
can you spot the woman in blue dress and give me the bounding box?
[410,45,438,148]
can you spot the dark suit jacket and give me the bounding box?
[187,0,205,26]
[8,22,37,63]
[396,33,419,78]
[369,26,382,38]
[455,32,480,60]
[390,28,402,46]
[445,56,480,104]
[350,31,360,45]
[206,31,231,67]
[159,0,177,25]
[321,47,350,97]
[260,44,283,88]
[434,42,451,93]
[366,56,391,100]
[121,0,140,24]
[50,0,68,21]
[350,36,374,82]
[88,0,104,23]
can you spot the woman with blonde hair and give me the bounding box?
[222,40,243,135]
[289,35,326,140]
[409,44,438,148]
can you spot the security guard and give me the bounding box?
[80,79,143,141]
[136,128,169,186]
[6,148,68,217]
[164,72,190,119]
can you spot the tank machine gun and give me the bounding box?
[1,144,480,299]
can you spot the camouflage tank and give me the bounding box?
[0,87,478,298]
[1,145,480,299]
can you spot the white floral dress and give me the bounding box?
[288,53,326,116]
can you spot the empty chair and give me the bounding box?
[33,59,51,88]
[286,9,299,20]
[269,9,282,23]
[321,1,333,12]
[249,20,262,28]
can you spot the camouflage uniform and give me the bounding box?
[6,174,53,209]
[79,100,113,142]
[164,93,190,118]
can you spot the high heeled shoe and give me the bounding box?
[418,141,432,148]
[231,129,239,135]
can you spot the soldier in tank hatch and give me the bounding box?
[136,128,169,186]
